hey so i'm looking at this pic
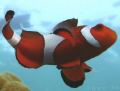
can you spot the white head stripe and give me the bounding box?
[7,32,21,47]
[43,34,65,65]
[81,26,101,47]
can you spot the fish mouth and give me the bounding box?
[101,30,117,49]
[109,30,117,45]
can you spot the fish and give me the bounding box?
[2,10,117,88]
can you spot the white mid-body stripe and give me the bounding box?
[81,26,101,47]
[7,32,21,47]
[43,34,65,65]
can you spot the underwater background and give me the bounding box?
[0,0,120,91]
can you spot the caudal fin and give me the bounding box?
[2,10,21,47]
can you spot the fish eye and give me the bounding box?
[95,24,103,30]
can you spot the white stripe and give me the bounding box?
[2,19,12,31]
[4,19,12,26]
[7,32,21,47]
[43,34,65,65]
[81,26,101,47]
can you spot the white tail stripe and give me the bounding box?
[4,19,12,26]
[2,19,12,31]
[7,32,21,47]
[81,26,101,47]
[43,34,65,65]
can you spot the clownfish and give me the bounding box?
[2,10,117,88]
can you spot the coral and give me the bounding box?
[0,72,31,91]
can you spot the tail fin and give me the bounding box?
[2,10,44,68]
[2,10,21,47]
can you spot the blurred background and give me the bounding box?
[0,0,120,91]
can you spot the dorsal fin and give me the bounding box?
[16,30,44,68]
[53,18,78,31]
[52,19,78,44]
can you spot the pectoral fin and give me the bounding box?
[53,28,75,46]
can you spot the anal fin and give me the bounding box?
[82,62,93,72]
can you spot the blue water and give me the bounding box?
[0,0,120,91]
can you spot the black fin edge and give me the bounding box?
[61,70,85,88]
[5,10,15,18]
[53,28,73,37]
[20,30,40,36]
[84,67,92,72]
[57,65,77,70]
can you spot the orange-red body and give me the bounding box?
[2,10,117,88]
